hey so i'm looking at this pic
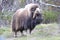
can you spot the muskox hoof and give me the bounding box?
[15,35,17,38]
[27,29,32,35]
[14,34,17,38]
[21,32,25,36]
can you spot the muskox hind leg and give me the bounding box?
[19,28,24,36]
[14,31,17,37]
[12,18,18,37]
[20,30,23,36]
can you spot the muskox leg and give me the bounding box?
[15,32,17,37]
[27,29,32,34]
[12,20,17,37]
[27,29,32,36]
[29,29,32,34]
[20,30,24,36]
[29,28,34,34]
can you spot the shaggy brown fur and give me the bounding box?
[12,3,43,37]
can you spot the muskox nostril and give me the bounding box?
[36,14,40,16]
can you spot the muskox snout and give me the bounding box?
[40,16,43,22]
[36,15,43,21]
[35,13,43,24]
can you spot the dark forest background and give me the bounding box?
[0,0,60,27]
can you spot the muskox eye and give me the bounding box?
[31,8,36,11]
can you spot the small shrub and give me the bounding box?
[43,11,59,23]
[0,28,5,35]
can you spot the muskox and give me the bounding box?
[12,3,43,37]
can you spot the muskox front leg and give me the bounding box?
[27,29,32,36]
[29,29,32,34]
[29,28,34,34]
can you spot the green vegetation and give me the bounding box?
[0,23,60,40]
[43,11,59,23]
[0,27,11,35]
[0,11,14,25]
[0,28,5,35]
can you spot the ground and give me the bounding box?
[0,23,60,40]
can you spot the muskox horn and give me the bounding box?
[33,8,41,18]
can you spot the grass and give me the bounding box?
[0,23,60,40]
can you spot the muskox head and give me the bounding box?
[33,8,43,25]
[25,3,43,25]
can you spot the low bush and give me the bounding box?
[43,11,59,23]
